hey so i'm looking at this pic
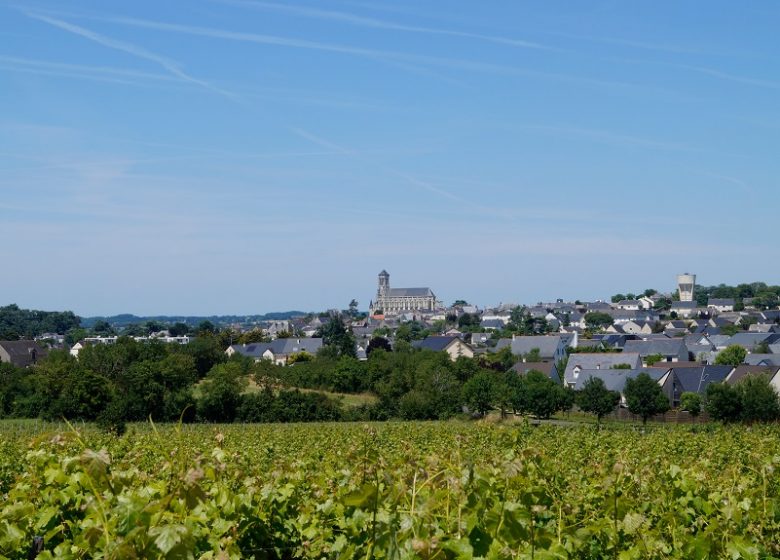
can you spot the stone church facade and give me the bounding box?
[369,270,438,315]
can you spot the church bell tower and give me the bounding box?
[378,270,390,298]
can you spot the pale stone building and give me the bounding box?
[369,270,438,315]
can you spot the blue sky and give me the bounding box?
[1,1,778,316]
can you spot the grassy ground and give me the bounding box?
[243,376,378,407]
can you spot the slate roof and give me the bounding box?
[564,353,642,385]
[745,354,780,366]
[576,338,604,350]
[708,335,731,348]
[669,365,733,395]
[0,340,48,367]
[387,287,434,297]
[595,334,635,349]
[725,333,780,349]
[727,365,780,385]
[229,338,323,358]
[708,298,735,306]
[508,335,564,359]
[273,338,323,355]
[413,336,464,352]
[622,338,686,358]
[510,361,560,383]
[230,343,272,358]
[572,368,652,393]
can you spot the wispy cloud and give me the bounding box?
[290,126,471,204]
[0,54,180,87]
[517,124,725,155]
[23,12,236,98]
[40,12,678,95]
[217,0,552,51]
[685,65,780,91]
[546,31,720,56]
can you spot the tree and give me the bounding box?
[452,300,469,307]
[367,336,392,356]
[315,314,357,358]
[169,322,190,337]
[624,373,669,424]
[525,370,569,419]
[462,372,495,416]
[55,368,113,420]
[706,382,742,423]
[185,335,226,377]
[737,374,780,423]
[754,341,770,354]
[577,377,620,424]
[91,320,116,336]
[714,345,747,366]
[679,392,702,418]
[523,348,542,363]
[584,312,614,330]
[197,363,246,422]
[196,320,217,335]
[457,313,481,330]
[348,299,359,317]
[645,353,664,366]
[239,329,267,344]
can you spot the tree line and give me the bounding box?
[1,329,779,430]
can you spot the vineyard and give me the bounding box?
[0,421,779,559]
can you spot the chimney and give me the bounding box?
[596,363,601,369]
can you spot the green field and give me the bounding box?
[0,421,778,559]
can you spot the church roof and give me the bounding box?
[387,287,434,297]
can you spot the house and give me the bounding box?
[563,352,642,388]
[356,345,368,361]
[708,298,735,313]
[615,300,642,311]
[585,302,612,312]
[622,320,655,335]
[480,319,505,331]
[0,340,48,368]
[723,333,780,352]
[571,368,659,407]
[638,296,655,310]
[622,338,688,365]
[594,334,636,350]
[226,338,323,365]
[510,361,561,384]
[657,365,733,408]
[671,301,698,318]
[725,365,780,386]
[748,323,779,333]
[34,333,66,347]
[470,332,490,346]
[496,334,572,362]
[744,354,780,367]
[412,336,474,361]
[576,338,605,351]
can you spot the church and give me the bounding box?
[369,270,439,316]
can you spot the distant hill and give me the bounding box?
[80,311,308,328]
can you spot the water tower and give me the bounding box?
[677,273,696,302]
